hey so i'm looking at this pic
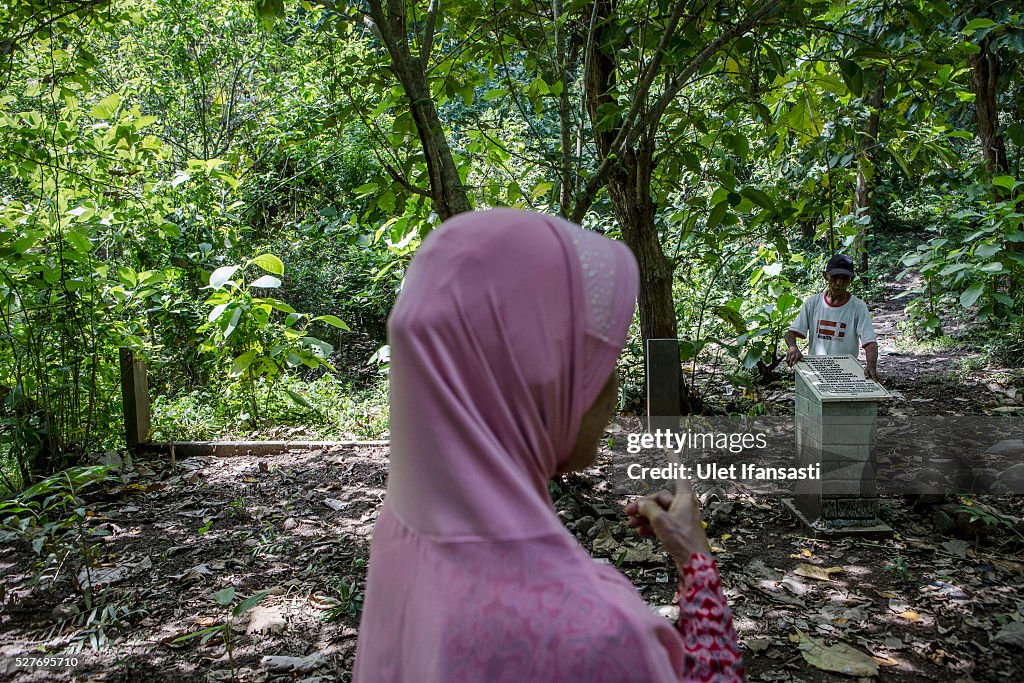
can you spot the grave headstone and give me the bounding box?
[119,348,151,448]
[646,338,681,435]
[789,355,891,537]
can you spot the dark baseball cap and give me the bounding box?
[825,254,855,277]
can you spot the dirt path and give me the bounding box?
[865,277,1020,416]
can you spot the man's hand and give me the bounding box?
[863,342,880,383]
[783,330,804,367]
[625,481,711,570]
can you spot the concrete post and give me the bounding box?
[646,338,681,435]
[119,348,151,448]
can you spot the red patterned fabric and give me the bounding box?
[675,553,746,681]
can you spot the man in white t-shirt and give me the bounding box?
[785,254,881,381]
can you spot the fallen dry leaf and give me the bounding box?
[993,622,1024,649]
[781,575,808,595]
[745,637,771,653]
[794,565,835,581]
[796,629,879,677]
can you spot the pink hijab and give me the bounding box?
[353,209,687,682]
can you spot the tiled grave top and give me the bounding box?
[795,355,890,402]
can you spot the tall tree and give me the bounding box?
[574,0,781,410]
[362,0,473,219]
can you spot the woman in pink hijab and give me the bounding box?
[353,209,743,682]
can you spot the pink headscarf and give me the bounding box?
[353,209,687,682]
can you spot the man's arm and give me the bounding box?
[785,329,804,366]
[863,342,880,382]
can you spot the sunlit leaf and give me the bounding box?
[313,315,350,331]
[249,275,282,288]
[208,265,240,290]
[251,253,284,276]
[230,350,258,377]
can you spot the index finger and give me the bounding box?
[666,417,695,499]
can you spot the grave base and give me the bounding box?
[781,498,893,540]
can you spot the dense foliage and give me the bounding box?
[1,0,1021,485]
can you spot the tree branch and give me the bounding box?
[422,0,439,69]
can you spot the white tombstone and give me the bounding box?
[790,355,891,535]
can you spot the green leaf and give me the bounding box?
[139,271,165,286]
[707,201,728,231]
[353,182,379,197]
[713,305,746,333]
[255,0,284,19]
[208,303,228,323]
[740,188,776,213]
[208,265,240,290]
[938,263,970,276]
[752,102,774,124]
[230,350,259,377]
[962,18,996,34]
[90,93,120,119]
[677,339,706,361]
[960,283,984,308]
[530,182,553,200]
[215,587,236,606]
[887,146,911,178]
[249,275,282,288]
[302,336,334,358]
[975,243,1000,258]
[266,300,296,314]
[233,591,269,617]
[284,389,314,409]
[66,231,91,254]
[116,265,138,288]
[979,261,1003,273]
[1006,123,1024,147]
[224,307,243,338]
[313,314,351,331]
[251,253,284,276]
[172,625,221,643]
[837,59,863,97]
[993,175,1017,191]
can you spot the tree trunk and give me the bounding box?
[366,0,472,220]
[968,34,1020,298]
[968,40,1008,177]
[584,0,697,413]
[852,72,886,273]
[552,0,575,218]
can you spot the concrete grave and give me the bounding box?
[785,355,892,538]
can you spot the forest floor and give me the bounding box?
[1,278,1023,682]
